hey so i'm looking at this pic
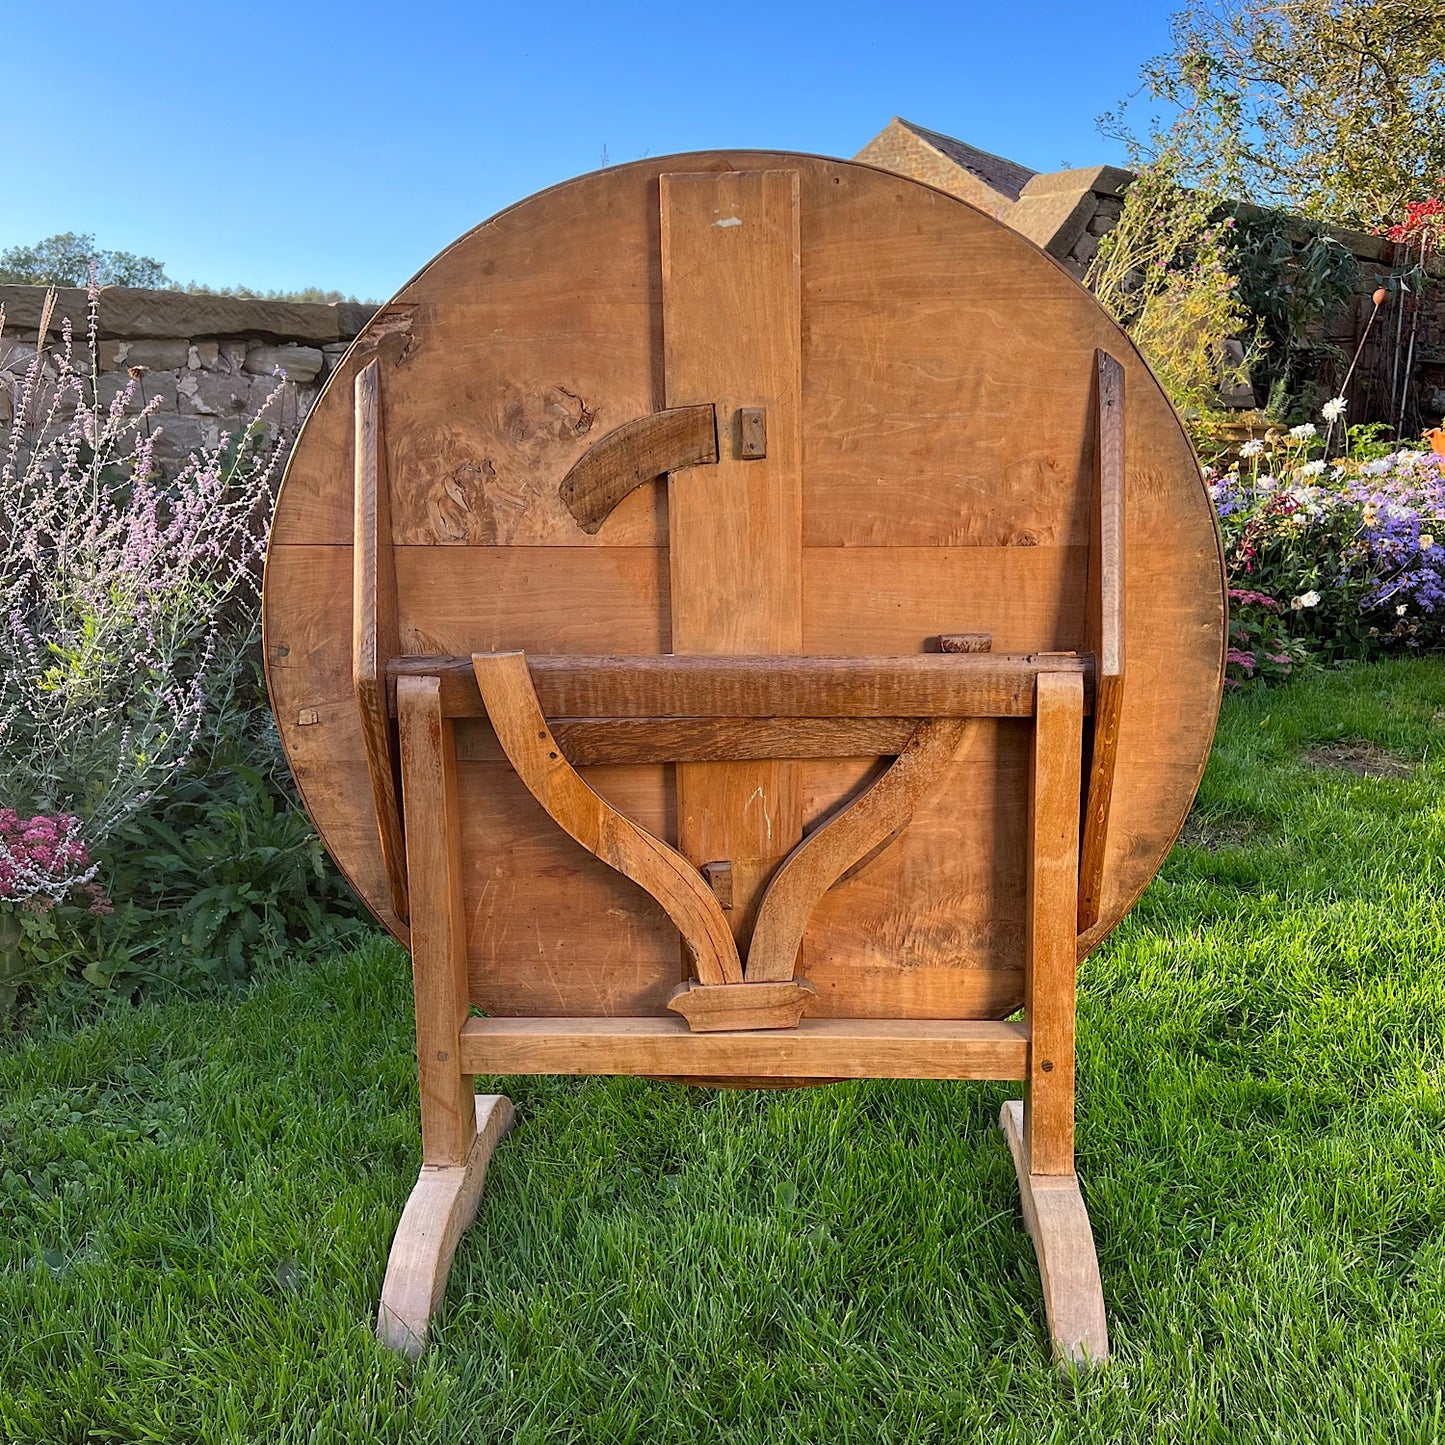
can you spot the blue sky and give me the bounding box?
[3,1,1171,300]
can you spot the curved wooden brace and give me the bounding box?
[471,651,743,986]
[559,404,717,533]
[1000,1100,1109,1369]
[746,717,973,983]
[377,1093,514,1358]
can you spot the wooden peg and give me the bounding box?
[938,633,992,654]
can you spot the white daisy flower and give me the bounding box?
[1240,439,1265,458]
[1291,590,1321,610]
[1289,423,1318,440]
[1322,397,1347,423]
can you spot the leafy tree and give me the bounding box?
[0,232,173,288]
[1104,0,1445,232]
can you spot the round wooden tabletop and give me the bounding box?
[263,152,1225,1023]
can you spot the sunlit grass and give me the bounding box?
[2,660,1444,1443]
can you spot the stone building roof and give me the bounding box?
[855,117,1132,261]
[898,120,1038,201]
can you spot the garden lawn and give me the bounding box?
[3,660,1445,1444]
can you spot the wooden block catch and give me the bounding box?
[265,152,1227,1371]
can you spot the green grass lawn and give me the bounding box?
[3,660,1445,1444]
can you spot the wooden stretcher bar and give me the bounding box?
[387,652,1095,722]
[458,1016,1028,1079]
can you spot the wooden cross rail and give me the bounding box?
[385,652,1096,722]
[456,1016,1029,1080]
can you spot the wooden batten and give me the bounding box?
[746,717,973,983]
[353,360,409,923]
[1077,350,1126,934]
[396,675,477,1166]
[1025,670,1085,1177]
[662,168,805,952]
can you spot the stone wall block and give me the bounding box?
[248,375,301,428]
[244,344,324,383]
[1069,231,1100,269]
[116,338,190,370]
[177,372,251,418]
[98,371,178,415]
[189,341,220,370]
[151,415,216,461]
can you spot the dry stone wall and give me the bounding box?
[0,286,377,471]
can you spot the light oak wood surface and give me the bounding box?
[264,151,1225,1017]
[1000,1100,1109,1369]
[662,169,805,953]
[377,1094,514,1358]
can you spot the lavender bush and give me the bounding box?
[0,289,356,1007]
[1209,407,1445,685]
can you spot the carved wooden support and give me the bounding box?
[471,651,743,986]
[746,716,974,982]
[559,404,717,533]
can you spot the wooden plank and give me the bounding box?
[662,168,804,952]
[544,717,919,765]
[269,162,667,549]
[1078,350,1126,933]
[748,719,973,982]
[396,675,477,1167]
[390,652,1090,721]
[352,361,410,923]
[455,759,681,1017]
[559,404,717,533]
[1024,670,1084,1177]
[802,546,1090,655]
[472,652,742,986]
[459,1015,1028,1080]
[396,545,669,655]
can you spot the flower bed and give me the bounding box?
[1209,409,1445,685]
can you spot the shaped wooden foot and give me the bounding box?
[377,1094,515,1357]
[999,1100,1109,1369]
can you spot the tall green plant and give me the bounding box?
[1229,210,1359,419]
[1086,151,1251,414]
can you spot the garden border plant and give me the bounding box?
[0,288,360,1014]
